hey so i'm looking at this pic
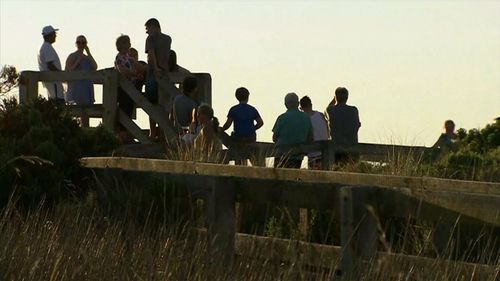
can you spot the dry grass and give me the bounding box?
[1,192,499,281]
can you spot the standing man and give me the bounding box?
[38,25,64,105]
[326,87,361,163]
[272,92,313,168]
[144,18,180,139]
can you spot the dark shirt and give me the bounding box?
[227,103,261,138]
[326,104,361,145]
[145,32,172,74]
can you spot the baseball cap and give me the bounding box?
[42,25,59,36]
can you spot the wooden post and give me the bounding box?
[206,176,236,267]
[340,186,378,278]
[321,141,336,171]
[102,70,118,132]
[19,71,39,103]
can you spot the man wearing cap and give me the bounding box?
[38,25,64,105]
[272,92,313,168]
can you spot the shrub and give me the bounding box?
[0,97,120,207]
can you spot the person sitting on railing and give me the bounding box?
[272,93,313,168]
[299,96,329,169]
[173,76,198,135]
[144,18,183,140]
[65,35,98,127]
[168,50,190,74]
[114,35,137,144]
[221,87,264,164]
[38,25,65,106]
[326,87,361,164]
[433,119,457,151]
[193,104,222,161]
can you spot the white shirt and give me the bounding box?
[38,41,61,71]
[38,41,64,99]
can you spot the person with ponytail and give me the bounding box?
[194,103,222,152]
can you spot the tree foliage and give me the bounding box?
[0,65,19,95]
[0,97,120,206]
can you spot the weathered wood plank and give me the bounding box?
[101,70,118,131]
[81,157,500,196]
[25,70,106,83]
[117,109,152,144]
[195,230,498,278]
[118,76,178,140]
[65,104,103,118]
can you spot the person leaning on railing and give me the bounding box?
[272,93,313,168]
[38,25,65,106]
[221,87,264,164]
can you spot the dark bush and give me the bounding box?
[0,97,120,206]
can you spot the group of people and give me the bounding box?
[37,19,457,169]
[36,19,364,168]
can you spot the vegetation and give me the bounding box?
[0,65,19,95]
[0,82,498,279]
[0,96,120,206]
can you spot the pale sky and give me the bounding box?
[1,0,499,146]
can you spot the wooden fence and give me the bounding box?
[81,157,500,278]
[18,69,212,143]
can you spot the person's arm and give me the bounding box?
[222,117,233,131]
[47,61,59,71]
[85,46,98,70]
[272,132,278,143]
[147,49,161,75]
[255,117,264,130]
[65,53,78,71]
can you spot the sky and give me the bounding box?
[1,0,499,146]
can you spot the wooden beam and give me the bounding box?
[118,76,178,140]
[80,157,500,195]
[26,70,106,83]
[101,70,118,131]
[65,104,103,118]
[117,109,152,144]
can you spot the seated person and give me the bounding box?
[173,76,198,134]
[433,119,457,151]
[272,93,313,168]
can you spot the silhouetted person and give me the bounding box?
[433,119,457,150]
[326,87,361,164]
[38,25,64,105]
[168,50,190,74]
[272,93,313,168]
[114,35,137,143]
[222,87,264,164]
[173,76,198,134]
[300,95,329,169]
[144,18,181,139]
[65,35,98,127]
[128,47,148,91]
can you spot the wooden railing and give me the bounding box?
[18,69,211,143]
[82,157,500,277]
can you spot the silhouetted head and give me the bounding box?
[235,87,250,102]
[284,92,299,109]
[334,87,349,104]
[197,103,219,132]
[115,35,130,52]
[299,96,312,111]
[183,76,198,95]
[42,25,58,43]
[444,120,455,134]
[145,18,161,34]
[129,48,139,60]
[75,35,87,51]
